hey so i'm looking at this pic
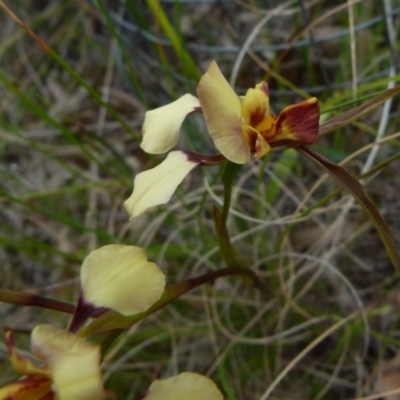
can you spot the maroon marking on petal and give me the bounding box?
[242,126,259,154]
[184,151,227,166]
[270,139,298,149]
[68,294,98,333]
[16,376,53,395]
[250,106,268,128]
[274,99,320,144]
[259,81,269,96]
[190,106,203,113]
[248,82,269,128]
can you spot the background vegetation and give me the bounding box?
[0,0,399,399]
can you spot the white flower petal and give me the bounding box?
[31,325,104,400]
[141,94,201,154]
[80,245,165,316]
[144,372,224,400]
[124,151,199,218]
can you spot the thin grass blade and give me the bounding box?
[297,145,398,269]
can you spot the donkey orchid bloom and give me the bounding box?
[0,325,103,400]
[141,60,319,163]
[142,372,224,400]
[126,60,319,218]
[196,61,319,163]
[80,244,166,316]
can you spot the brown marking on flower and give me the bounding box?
[254,134,271,160]
[241,125,259,154]
[258,81,269,96]
[14,376,53,396]
[273,98,319,144]
[249,105,268,129]
[184,151,226,166]
[258,115,277,141]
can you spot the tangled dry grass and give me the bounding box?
[1,1,400,399]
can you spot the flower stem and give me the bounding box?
[221,162,242,225]
[213,162,244,267]
[0,288,75,314]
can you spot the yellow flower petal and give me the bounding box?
[124,150,199,218]
[197,61,249,164]
[272,97,320,144]
[144,372,224,400]
[241,81,270,127]
[254,131,271,159]
[31,325,104,400]
[241,124,271,160]
[5,331,50,377]
[141,94,201,154]
[80,245,166,316]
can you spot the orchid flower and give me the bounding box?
[125,60,320,218]
[0,325,104,400]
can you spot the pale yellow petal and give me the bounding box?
[144,372,224,400]
[31,325,104,400]
[141,94,201,154]
[197,61,249,164]
[124,150,199,218]
[80,245,166,316]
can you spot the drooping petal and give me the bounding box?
[80,245,166,316]
[124,150,199,218]
[271,97,320,144]
[241,81,270,127]
[143,372,224,400]
[31,325,104,400]
[197,61,249,164]
[141,94,201,154]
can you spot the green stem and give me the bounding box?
[221,162,242,225]
[221,184,232,226]
[213,162,244,267]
